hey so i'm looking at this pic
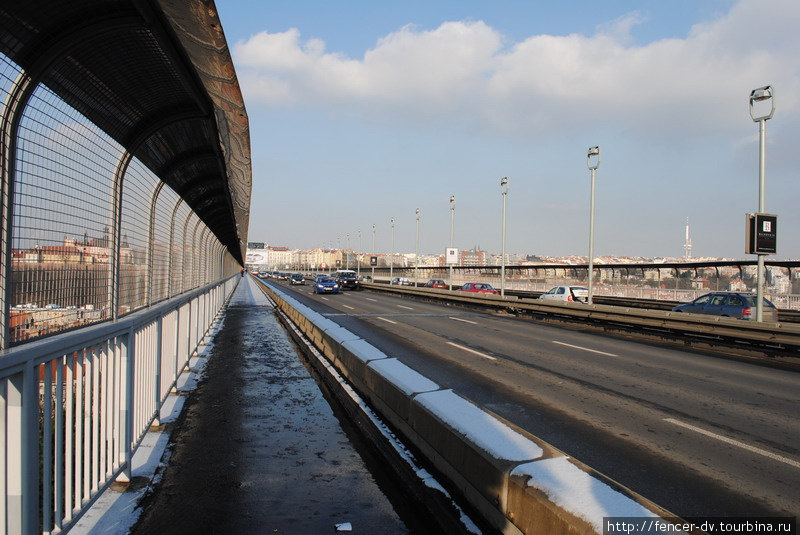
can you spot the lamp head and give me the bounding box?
[587,146,601,170]
[749,85,775,121]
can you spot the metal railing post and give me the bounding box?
[116,328,135,485]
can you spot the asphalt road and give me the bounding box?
[271,280,800,520]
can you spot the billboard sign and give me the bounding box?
[445,248,459,265]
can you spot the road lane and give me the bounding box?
[270,281,800,518]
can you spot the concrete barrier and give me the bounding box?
[259,281,673,534]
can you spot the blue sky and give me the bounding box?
[216,0,798,260]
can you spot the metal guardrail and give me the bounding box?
[0,275,238,535]
[501,289,800,324]
[362,283,800,364]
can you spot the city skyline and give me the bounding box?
[216,0,799,260]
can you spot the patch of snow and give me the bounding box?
[512,457,657,533]
[70,431,171,535]
[341,338,390,364]
[335,521,353,531]
[368,358,440,395]
[415,390,543,461]
[323,325,363,345]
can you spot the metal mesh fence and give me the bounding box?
[11,83,118,340]
[1,52,239,346]
[151,185,181,304]
[117,158,158,315]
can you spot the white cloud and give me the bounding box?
[233,0,800,137]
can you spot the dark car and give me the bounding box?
[424,279,447,289]
[334,270,360,290]
[289,273,305,285]
[671,291,778,321]
[312,276,339,294]
[457,282,499,294]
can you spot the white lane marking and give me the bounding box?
[446,341,496,361]
[450,317,478,325]
[664,418,800,469]
[552,340,617,357]
[376,317,398,325]
[342,305,355,310]
[320,296,329,301]
[397,304,414,310]
[365,298,377,302]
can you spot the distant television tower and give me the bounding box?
[683,217,692,258]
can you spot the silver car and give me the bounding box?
[538,286,589,303]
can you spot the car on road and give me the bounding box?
[290,273,305,285]
[671,291,778,321]
[457,282,499,294]
[312,276,339,294]
[424,279,447,289]
[390,277,413,286]
[334,269,361,290]
[538,286,589,303]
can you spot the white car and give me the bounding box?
[538,286,589,303]
[390,277,412,286]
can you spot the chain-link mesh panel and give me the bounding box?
[117,158,158,316]
[11,84,118,342]
[151,185,180,304]
[170,202,192,296]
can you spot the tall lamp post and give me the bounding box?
[586,146,600,304]
[357,229,362,278]
[449,195,456,290]
[390,217,395,282]
[500,177,509,297]
[415,208,420,287]
[749,85,775,322]
[371,224,376,282]
[346,233,350,269]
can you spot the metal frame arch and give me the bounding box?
[188,217,204,290]
[145,181,167,307]
[177,204,195,296]
[166,196,184,298]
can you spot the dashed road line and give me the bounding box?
[397,305,414,310]
[446,341,496,360]
[449,317,478,325]
[552,340,617,357]
[342,304,355,310]
[664,418,800,469]
[365,298,377,302]
[376,317,398,325]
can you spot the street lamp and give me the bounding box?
[415,208,420,287]
[749,85,776,322]
[390,217,395,282]
[371,224,376,282]
[586,146,600,304]
[500,177,509,297]
[346,233,350,269]
[357,229,362,278]
[449,195,456,290]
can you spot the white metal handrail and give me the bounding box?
[0,275,238,535]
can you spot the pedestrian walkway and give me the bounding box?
[102,276,412,535]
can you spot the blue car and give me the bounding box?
[313,276,340,294]
[671,291,778,321]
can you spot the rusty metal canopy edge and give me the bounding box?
[0,0,251,263]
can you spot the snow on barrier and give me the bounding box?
[261,282,672,535]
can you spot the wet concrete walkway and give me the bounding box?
[130,277,412,535]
